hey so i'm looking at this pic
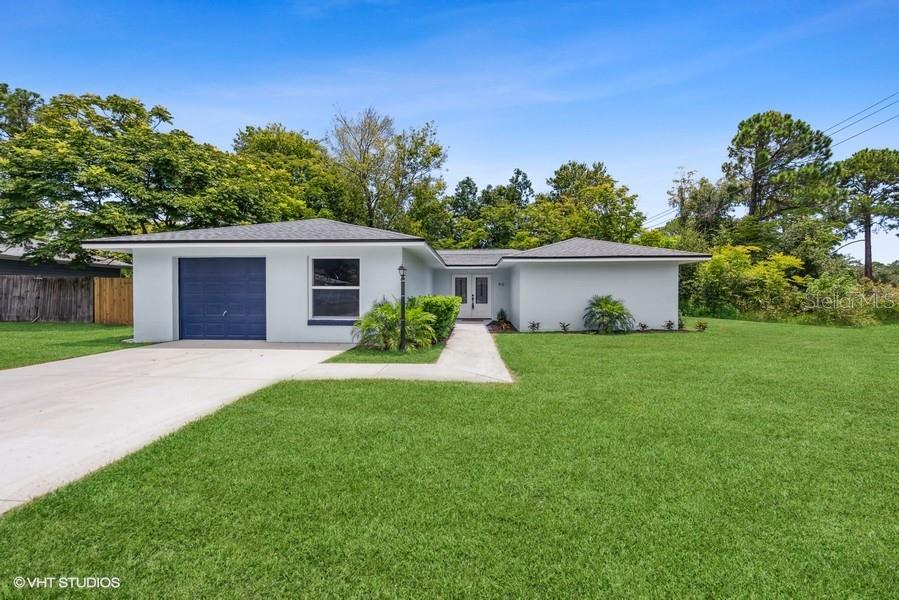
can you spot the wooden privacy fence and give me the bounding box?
[0,275,133,324]
[93,277,133,325]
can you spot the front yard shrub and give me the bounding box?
[664,320,675,331]
[638,322,649,331]
[688,245,806,318]
[527,321,541,332]
[412,295,461,340]
[583,295,634,334]
[353,300,436,351]
[559,322,571,333]
[694,320,708,332]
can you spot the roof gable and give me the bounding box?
[436,248,520,266]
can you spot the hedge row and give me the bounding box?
[410,295,461,340]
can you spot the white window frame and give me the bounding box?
[309,256,361,321]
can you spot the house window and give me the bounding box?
[311,258,360,319]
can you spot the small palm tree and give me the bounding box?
[583,295,634,334]
[353,300,436,350]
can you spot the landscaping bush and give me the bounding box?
[527,321,541,332]
[353,300,436,351]
[801,274,899,326]
[688,245,806,318]
[583,295,634,334]
[412,295,461,340]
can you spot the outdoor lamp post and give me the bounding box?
[398,264,408,351]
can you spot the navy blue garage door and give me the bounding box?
[178,258,266,340]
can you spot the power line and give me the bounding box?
[826,98,899,137]
[822,90,899,132]
[643,207,677,226]
[832,112,899,147]
[643,92,899,229]
[643,205,677,223]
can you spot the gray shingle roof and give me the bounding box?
[3,242,130,267]
[436,249,520,266]
[85,219,423,244]
[506,237,709,259]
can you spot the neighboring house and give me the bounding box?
[1,244,126,278]
[83,218,709,342]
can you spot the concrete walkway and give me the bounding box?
[292,322,514,384]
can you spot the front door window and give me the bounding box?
[475,276,488,305]
[454,276,467,305]
[454,274,490,319]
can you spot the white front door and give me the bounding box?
[453,274,491,319]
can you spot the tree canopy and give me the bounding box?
[723,111,834,219]
[0,82,897,301]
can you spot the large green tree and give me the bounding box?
[0,83,43,139]
[233,123,351,220]
[837,148,899,278]
[0,93,306,264]
[478,168,534,209]
[537,161,644,243]
[449,176,479,220]
[546,160,611,201]
[723,111,833,219]
[666,169,733,237]
[328,108,446,228]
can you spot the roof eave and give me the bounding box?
[82,238,427,251]
[501,255,710,263]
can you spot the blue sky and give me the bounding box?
[4,0,899,261]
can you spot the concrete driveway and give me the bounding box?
[0,341,349,516]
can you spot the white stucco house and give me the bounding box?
[83,218,709,343]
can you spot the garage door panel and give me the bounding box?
[178,258,266,340]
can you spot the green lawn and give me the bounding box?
[327,340,445,363]
[0,322,135,369]
[1,319,896,597]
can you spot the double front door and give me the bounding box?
[453,274,491,319]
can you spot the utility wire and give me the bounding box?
[826,98,899,137]
[822,90,899,132]
[641,92,899,229]
[643,206,677,223]
[831,112,899,147]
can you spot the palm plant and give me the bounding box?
[583,295,634,334]
[353,300,436,351]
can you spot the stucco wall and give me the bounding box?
[431,268,450,296]
[131,245,402,343]
[401,248,432,298]
[513,261,680,331]
[509,267,521,331]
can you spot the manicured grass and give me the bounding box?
[1,319,896,597]
[327,341,445,363]
[0,322,136,369]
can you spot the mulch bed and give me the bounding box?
[487,320,518,333]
